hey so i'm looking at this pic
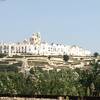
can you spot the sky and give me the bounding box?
[0,0,100,53]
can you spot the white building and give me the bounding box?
[0,32,91,56]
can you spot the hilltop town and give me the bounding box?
[0,33,100,97]
[0,33,99,98]
[0,32,96,72]
[0,32,91,57]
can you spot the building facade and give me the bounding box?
[0,32,91,56]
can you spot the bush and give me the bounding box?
[63,55,69,62]
[0,53,7,58]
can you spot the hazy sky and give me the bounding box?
[0,0,100,53]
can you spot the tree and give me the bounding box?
[63,55,69,62]
[0,53,7,58]
[48,55,51,60]
[29,67,80,95]
[94,74,100,96]
[75,62,100,96]
[93,52,99,58]
[0,72,35,95]
[75,67,95,96]
[0,63,100,96]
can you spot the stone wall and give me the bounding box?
[0,97,59,100]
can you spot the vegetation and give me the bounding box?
[63,55,69,62]
[0,62,22,72]
[93,52,99,58]
[48,55,51,60]
[13,55,23,58]
[0,53,7,58]
[0,60,99,96]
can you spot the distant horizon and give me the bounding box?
[0,0,100,53]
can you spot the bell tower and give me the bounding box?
[30,32,41,45]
